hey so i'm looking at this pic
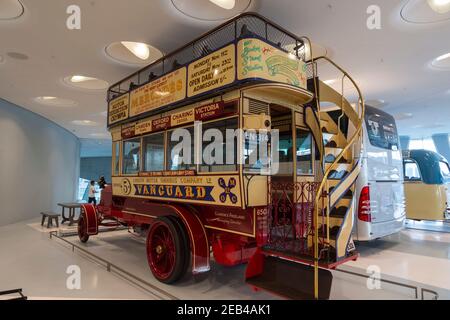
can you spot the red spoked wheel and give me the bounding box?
[146,216,189,284]
[78,213,89,243]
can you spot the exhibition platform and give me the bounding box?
[1,218,448,300]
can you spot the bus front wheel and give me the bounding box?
[78,213,90,243]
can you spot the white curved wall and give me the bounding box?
[0,99,80,226]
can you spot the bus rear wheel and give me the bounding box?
[146,216,189,284]
[78,213,89,243]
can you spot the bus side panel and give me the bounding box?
[354,125,405,241]
[198,206,260,267]
[405,183,447,221]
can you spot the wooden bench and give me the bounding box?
[40,212,60,228]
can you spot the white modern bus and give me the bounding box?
[354,105,406,241]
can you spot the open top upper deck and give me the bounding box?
[107,12,312,128]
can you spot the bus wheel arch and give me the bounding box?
[147,204,210,279]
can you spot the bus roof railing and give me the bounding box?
[107,12,308,102]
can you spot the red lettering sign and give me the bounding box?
[195,102,224,121]
[152,116,170,131]
[121,123,136,139]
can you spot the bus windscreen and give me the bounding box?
[365,108,399,150]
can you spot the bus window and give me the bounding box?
[143,132,165,172]
[167,126,196,171]
[365,107,399,150]
[113,141,120,175]
[122,138,141,175]
[404,160,421,181]
[244,130,269,172]
[277,131,294,175]
[201,118,238,173]
[439,161,450,179]
[296,129,313,175]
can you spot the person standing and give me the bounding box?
[88,180,98,205]
[98,176,107,189]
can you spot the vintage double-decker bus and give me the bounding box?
[78,13,365,299]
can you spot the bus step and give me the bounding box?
[245,251,333,300]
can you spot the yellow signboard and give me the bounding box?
[188,44,236,97]
[171,109,195,127]
[237,38,307,89]
[108,94,129,125]
[112,175,242,207]
[130,68,187,117]
[135,118,153,136]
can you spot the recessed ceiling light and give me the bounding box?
[209,0,235,10]
[72,120,98,126]
[436,52,450,61]
[34,96,77,107]
[70,75,94,83]
[121,41,150,60]
[401,0,450,24]
[431,52,450,70]
[0,0,24,20]
[7,51,29,60]
[63,75,109,90]
[427,0,450,14]
[105,41,163,65]
[171,0,252,21]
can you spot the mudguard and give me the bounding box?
[164,204,210,274]
[80,203,99,236]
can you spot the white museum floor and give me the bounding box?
[1,218,450,300]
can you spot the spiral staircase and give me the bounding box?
[246,56,365,300]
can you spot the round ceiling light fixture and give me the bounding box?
[63,75,109,90]
[72,120,98,126]
[427,0,450,14]
[430,52,450,70]
[401,0,450,24]
[0,0,24,20]
[105,41,163,65]
[171,0,252,21]
[34,96,77,107]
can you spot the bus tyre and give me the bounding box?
[78,213,90,243]
[166,215,190,277]
[146,216,189,284]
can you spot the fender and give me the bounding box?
[163,204,210,274]
[80,204,99,236]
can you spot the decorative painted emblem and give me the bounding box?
[121,178,132,195]
[266,55,301,87]
[218,177,238,204]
